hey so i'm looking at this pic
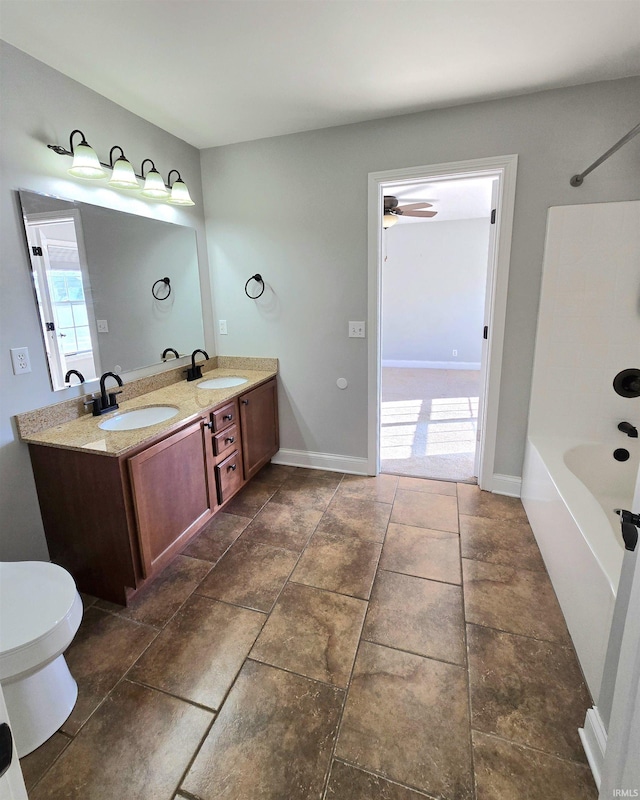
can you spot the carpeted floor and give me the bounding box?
[380,367,480,483]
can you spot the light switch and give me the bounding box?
[97,320,109,333]
[348,321,366,338]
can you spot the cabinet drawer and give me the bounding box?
[215,450,243,503]
[213,423,239,458]
[212,402,236,432]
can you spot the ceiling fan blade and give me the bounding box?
[397,202,434,211]
[403,210,438,218]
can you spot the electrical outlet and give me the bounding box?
[97,320,109,333]
[10,347,31,374]
[349,321,366,338]
[219,320,228,335]
[452,349,458,357]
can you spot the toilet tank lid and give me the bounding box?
[0,561,79,652]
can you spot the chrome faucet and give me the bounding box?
[618,421,638,438]
[84,372,123,416]
[185,349,209,382]
[65,369,85,385]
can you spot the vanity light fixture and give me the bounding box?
[140,159,170,199]
[107,146,140,190]
[46,130,196,207]
[167,170,195,206]
[54,130,108,179]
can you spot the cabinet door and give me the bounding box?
[129,418,215,577]
[239,378,279,480]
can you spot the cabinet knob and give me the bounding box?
[241,399,249,405]
[225,436,235,444]
[228,463,237,472]
[223,414,233,420]
[205,421,214,430]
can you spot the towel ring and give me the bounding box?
[152,277,171,300]
[244,274,265,299]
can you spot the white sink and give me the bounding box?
[98,406,180,431]
[197,376,248,389]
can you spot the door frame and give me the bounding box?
[367,154,518,490]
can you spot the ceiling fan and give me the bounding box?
[383,195,437,228]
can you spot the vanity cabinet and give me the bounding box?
[129,417,216,578]
[239,378,279,480]
[28,378,279,605]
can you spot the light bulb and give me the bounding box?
[68,143,107,179]
[108,157,140,190]
[383,213,398,229]
[167,180,195,206]
[141,169,170,199]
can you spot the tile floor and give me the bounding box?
[21,465,598,800]
[381,368,480,482]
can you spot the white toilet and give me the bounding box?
[0,561,83,757]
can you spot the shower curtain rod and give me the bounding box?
[570,121,640,186]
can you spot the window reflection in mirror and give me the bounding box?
[19,190,205,392]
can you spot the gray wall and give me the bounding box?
[200,77,640,472]
[382,219,489,364]
[0,42,212,560]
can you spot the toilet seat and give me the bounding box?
[0,561,82,681]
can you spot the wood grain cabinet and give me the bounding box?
[239,378,279,480]
[28,377,279,605]
[129,417,216,579]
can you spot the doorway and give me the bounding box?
[380,175,494,482]
[367,155,518,491]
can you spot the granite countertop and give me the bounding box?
[19,366,277,457]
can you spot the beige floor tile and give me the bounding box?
[325,760,432,799]
[241,501,323,551]
[196,540,297,612]
[20,732,71,792]
[336,641,473,798]
[468,624,591,763]
[380,522,461,584]
[292,531,382,599]
[462,558,570,643]
[95,554,213,628]
[472,730,597,800]
[456,483,528,521]
[363,570,465,665]
[223,480,277,517]
[181,511,251,562]
[271,479,339,510]
[129,594,265,709]
[397,476,457,496]
[338,473,399,504]
[31,681,212,800]
[182,660,343,800]
[315,495,392,543]
[250,582,367,687]
[61,607,157,736]
[251,462,297,486]
[391,488,459,533]
[459,514,545,572]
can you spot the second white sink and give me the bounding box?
[197,376,248,389]
[98,406,179,431]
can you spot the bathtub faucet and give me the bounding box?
[617,421,638,438]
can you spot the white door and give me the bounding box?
[474,178,500,477]
[598,468,640,797]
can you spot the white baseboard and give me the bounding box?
[272,448,370,475]
[579,706,607,789]
[490,473,522,497]
[382,360,481,370]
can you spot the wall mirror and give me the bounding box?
[18,189,205,391]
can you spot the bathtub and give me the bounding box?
[521,436,638,701]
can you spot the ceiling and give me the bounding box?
[1,1,639,149]
[386,177,494,224]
